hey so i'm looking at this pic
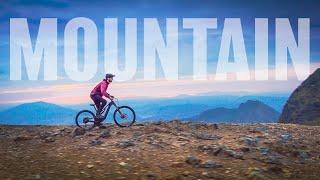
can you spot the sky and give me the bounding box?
[0,0,320,105]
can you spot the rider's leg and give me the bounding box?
[90,94,101,114]
[100,98,107,112]
[94,95,106,115]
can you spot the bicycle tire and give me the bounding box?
[113,106,136,127]
[75,110,96,130]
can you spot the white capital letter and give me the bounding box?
[216,18,250,81]
[183,18,217,80]
[275,18,310,80]
[105,18,137,81]
[255,18,269,80]
[144,18,178,80]
[10,18,57,80]
[64,17,98,81]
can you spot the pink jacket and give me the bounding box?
[91,80,110,98]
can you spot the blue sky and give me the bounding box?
[0,0,319,104]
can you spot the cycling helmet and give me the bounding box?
[105,73,115,79]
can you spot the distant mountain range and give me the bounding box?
[187,100,280,123]
[0,101,76,125]
[67,94,288,121]
[140,104,210,121]
[0,93,288,125]
[126,95,287,121]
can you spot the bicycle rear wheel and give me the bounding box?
[113,106,136,127]
[75,110,96,130]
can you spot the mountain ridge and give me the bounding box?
[189,100,280,123]
[279,68,320,125]
[0,101,77,125]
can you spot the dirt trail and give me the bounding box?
[0,121,320,179]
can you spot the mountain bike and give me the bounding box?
[75,98,136,129]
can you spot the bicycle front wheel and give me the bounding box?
[113,106,136,127]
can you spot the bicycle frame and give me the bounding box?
[93,100,119,122]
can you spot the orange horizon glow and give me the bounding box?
[0,64,319,105]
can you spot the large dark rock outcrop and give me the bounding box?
[279,68,320,125]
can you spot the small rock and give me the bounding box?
[200,160,222,168]
[171,162,184,168]
[240,147,250,152]
[59,127,72,133]
[182,171,190,176]
[283,168,292,178]
[89,139,103,146]
[99,129,111,138]
[153,121,163,125]
[267,166,283,173]
[257,155,282,165]
[185,156,201,167]
[240,136,259,146]
[292,150,309,159]
[117,139,134,148]
[258,147,270,155]
[298,151,309,159]
[201,171,208,176]
[44,136,55,143]
[193,133,222,140]
[255,127,268,133]
[35,174,41,179]
[247,168,267,180]
[14,135,33,141]
[177,136,189,141]
[86,133,96,137]
[213,124,219,129]
[280,133,292,141]
[71,127,86,138]
[39,132,52,139]
[188,123,202,130]
[135,123,145,126]
[223,149,244,159]
[98,125,107,129]
[87,164,94,168]
[198,145,222,155]
[132,132,143,140]
[119,162,128,166]
[145,173,158,180]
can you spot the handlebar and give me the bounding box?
[111,97,120,107]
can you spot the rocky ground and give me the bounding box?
[0,120,320,180]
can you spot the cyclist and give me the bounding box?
[90,73,115,120]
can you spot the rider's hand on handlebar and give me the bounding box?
[109,95,114,101]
